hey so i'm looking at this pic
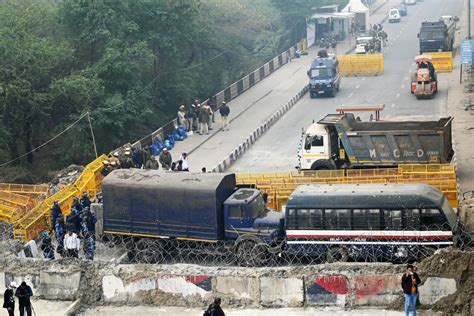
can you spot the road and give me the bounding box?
[84,306,422,316]
[168,0,397,172]
[229,0,463,172]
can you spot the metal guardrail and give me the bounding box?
[0,183,49,195]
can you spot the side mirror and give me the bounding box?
[417,33,419,38]
[307,70,310,76]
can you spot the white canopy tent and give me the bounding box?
[342,0,370,32]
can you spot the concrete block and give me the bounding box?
[24,240,39,258]
[215,276,257,300]
[102,274,157,303]
[158,275,211,298]
[39,271,81,300]
[418,277,457,305]
[0,271,5,293]
[354,274,400,305]
[307,275,350,306]
[260,277,303,307]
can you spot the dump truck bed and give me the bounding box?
[102,170,236,240]
[319,114,453,166]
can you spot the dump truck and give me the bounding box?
[297,113,453,170]
[418,19,455,53]
[101,170,284,265]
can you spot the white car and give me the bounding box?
[389,8,401,23]
[355,36,373,54]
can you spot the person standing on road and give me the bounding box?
[204,297,225,316]
[3,282,16,316]
[219,101,230,131]
[14,282,33,316]
[178,105,187,129]
[401,264,421,316]
[198,104,210,135]
[159,148,172,170]
[64,230,80,258]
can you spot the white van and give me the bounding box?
[405,0,416,5]
[389,8,401,23]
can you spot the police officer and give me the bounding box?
[50,201,62,226]
[39,231,55,260]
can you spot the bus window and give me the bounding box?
[326,209,351,230]
[353,209,381,230]
[309,209,324,229]
[367,209,381,229]
[421,208,448,230]
[287,209,298,229]
[297,209,310,229]
[405,209,420,230]
[383,210,402,230]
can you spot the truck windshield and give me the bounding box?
[420,31,445,40]
[249,195,267,218]
[356,39,370,45]
[310,68,333,79]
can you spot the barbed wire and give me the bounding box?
[3,222,472,266]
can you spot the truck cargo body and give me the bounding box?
[102,170,236,240]
[298,114,453,170]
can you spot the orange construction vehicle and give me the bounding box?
[411,55,437,99]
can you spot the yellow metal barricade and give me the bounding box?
[338,54,384,76]
[424,52,453,72]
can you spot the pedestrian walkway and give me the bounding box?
[170,0,396,172]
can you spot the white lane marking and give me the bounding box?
[396,93,400,98]
[355,84,360,89]
[401,84,405,89]
[391,103,396,108]
[362,77,366,81]
[349,92,354,98]
[404,76,408,81]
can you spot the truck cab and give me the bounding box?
[297,122,341,170]
[308,54,340,98]
[418,20,454,53]
[223,188,284,242]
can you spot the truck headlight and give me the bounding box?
[326,84,332,88]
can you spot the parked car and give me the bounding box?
[398,4,407,16]
[389,8,401,23]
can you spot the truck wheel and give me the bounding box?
[329,90,336,98]
[311,159,336,170]
[310,92,315,99]
[326,247,349,263]
[236,240,267,266]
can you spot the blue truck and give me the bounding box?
[101,170,284,265]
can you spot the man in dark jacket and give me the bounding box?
[39,231,55,260]
[15,282,33,316]
[50,201,62,225]
[198,104,210,135]
[3,282,16,316]
[80,191,91,209]
[219,102,230,131]
[145,155,159,170]
[142,145,152,167]
[401,264,421,316]
[159,148,172,170]
[71,196,82,215]
[205,297,225,316]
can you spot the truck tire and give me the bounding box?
[311,159,336,170]
[310,92,315,99]
[326,247,349,263]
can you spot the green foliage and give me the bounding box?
[0,0,347,182]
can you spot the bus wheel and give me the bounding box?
[326,247,349,263]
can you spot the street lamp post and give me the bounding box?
[469,0,471,39]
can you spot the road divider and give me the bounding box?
[338,54,384,76]
[211,85,309,173]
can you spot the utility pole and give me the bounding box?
[87,112,98,158]
[469,0,471,39]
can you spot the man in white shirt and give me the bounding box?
[179,153,189,171]
[64,230,80,258]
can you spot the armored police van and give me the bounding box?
[308,51,341,98]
